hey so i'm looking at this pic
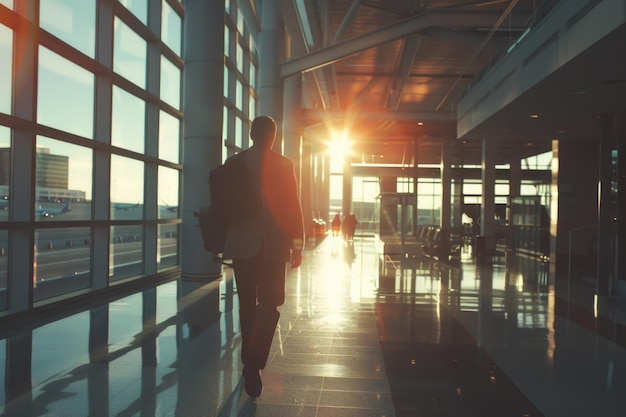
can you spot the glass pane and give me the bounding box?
[222,106,228,141]
[37,47,95,139]
[36,136,92,220]
[236,42,244,73]
[34,227,92,302]
[237,9,244,34]
[235,116,242,148]
[160,56,180,110]
[0,230,6,310]
[0,24,12,115]
[40,0,95,58]
[118,0,147,25]
[223,66,229,98]
[249,95,255,120]
[250,64,256,90]
[157,224,178,269]
[113,17,146,89]
[161,0,181,56]
[112,86,145,153]
[110,225,143,281]
[0,0,13,8]
[224,26,230,57]
[236,79,242,110]
[111,155,144,220]
[158,166,178,219]
[158,111,180,163]
[0,126,10,221]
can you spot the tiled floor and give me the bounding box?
[1,235,626,416]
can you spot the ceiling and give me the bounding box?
[281,0,626,166]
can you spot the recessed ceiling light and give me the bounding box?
[529,114,539,119]
[417,122,424,126]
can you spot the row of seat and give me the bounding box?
[417,225,462,262]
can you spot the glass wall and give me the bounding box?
[0,0,183,312]
[223,3,257,156]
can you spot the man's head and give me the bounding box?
[250,116,276,147]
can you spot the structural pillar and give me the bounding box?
[481,138,496,238]
[258,0,284,152]
[283,74,302,178]
[181,0,225,280]
[440,139,452,229]
[618,120,626,292]
[597,114,616,297]
[342,156,353,219]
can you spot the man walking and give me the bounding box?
[222,115,305,397]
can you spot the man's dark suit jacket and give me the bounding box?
[222,145,304,262]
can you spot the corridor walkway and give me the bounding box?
[1,235,626,416]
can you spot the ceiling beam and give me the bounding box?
[281,10,530,77]
[389,35,421,110]
[301,109,456,122]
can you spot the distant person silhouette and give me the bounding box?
[343,214,358,241]
[222,115,305,398]
[331,212,341,236]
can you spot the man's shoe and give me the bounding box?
[243,367,262,397]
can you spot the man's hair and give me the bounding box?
[250,116,276,144]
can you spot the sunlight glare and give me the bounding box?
[327,130,351,160]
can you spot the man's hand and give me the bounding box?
[290,249,302,268]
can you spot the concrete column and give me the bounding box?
[551,139,598,283]
[258,0,284,152]
[596,114,616,297]
[480,139,496,237]
[301,142,313,241]
[181,0,224,280]
[509,141,522,199]
[380,176,397,236]
[342,157,353,219]
[615,125,626,294]
[283,74,302,177]
[321,154,331,225]
[440,139,452,229]
[9,0,37,313]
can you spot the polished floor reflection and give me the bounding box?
[1,236,626,416]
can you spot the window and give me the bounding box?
[249,95,256,120]
[250,63,256,90]
[37,47,95,139]
[0,230,7,310]
[0,126,10,222]
[158,111,180,163]
[0,0,13,8]
[111,86,145,153]
[160,56,180,110]
[113,17,147,89]
[158,166,178,219]
[236,42,244,73]
[109,226,143,281]
[161,0,181,56]
[40,0,96,58]
[236,79,243,110]
[118,0,148,25]
[34,227,92,301]
[110,155,144,220]
[235,116,243,148]
[223,67,229,98]
[36,136,92,220]
[224,26,230,57]
[0,24,12,115]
